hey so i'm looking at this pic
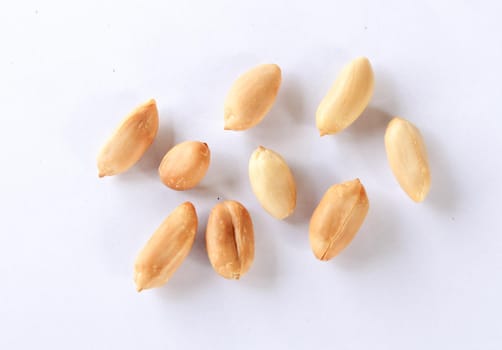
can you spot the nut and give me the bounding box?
[248,146,296,219]
[385,117,431,202]
[206,200,254,279]
[134,202,198,291]
[224,64,282,130]
[158,141,210,191]
[309,179,369,261]
[316,57,374,136]
[97,99,159,177]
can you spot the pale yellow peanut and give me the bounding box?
[224,64,282,130]
[134,202,198,292]
[158,141,210,191]
[316,57,374,136]
[97,99,158,177]
[248,146,296,219]
[309,179,369,261]
[206,200,254,279]
[385,117,431,202]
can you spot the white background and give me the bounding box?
[1,0,501,349]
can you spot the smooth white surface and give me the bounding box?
[1,1,501,349]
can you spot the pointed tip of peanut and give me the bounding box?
[98,171,106,178]
[134,271,148,292]
[274,210,292,220]
[356,56,370,63]
[265,63,282,76]
[312,246,329,261]
[319,252,329,261]
[319,128,341,136]
[223,112,236,130]
[411,188,429,203]
[181,201,196,212]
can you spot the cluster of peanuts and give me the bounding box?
[97,57,431,292]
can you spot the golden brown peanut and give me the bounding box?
[385,117,431,202]
[206,200,254,279]
[248,146,296,219]
[158,141,210,191]
[224,64,282,130]
[316,57,374,136]
[97,99,158,177]
[309,179,369,261]
[134,202,198,292]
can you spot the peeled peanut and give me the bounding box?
[309,179,369,261]
[206,200,254,279]
[248,146,296,219]
[316,57,374,135]
[97,99,159,177]
[224,64,282,130]
[134,202,198,291]
[158,141,210,191]
[385,117,431,202]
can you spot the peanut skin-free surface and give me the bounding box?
[248,146,296,219]
[4,1,501,349]
[385,117,431,202]
[134,202,198,291]
[97,99,158,177]
[316,57,374,135]
[158,141,211,190]
[224,64,281,130]
[309,179,369,260]
[206,200,254,279]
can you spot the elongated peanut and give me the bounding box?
[206,200,254,279]
[385,117,431,202]
[134,202,198,291]
[224,64,282,130]
[316,57,374,136]
[309,179,369,261]
[248,146,296,219]
[158,141,210,191]
[97,99,158,177]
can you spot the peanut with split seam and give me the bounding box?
[206,200,255,279]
